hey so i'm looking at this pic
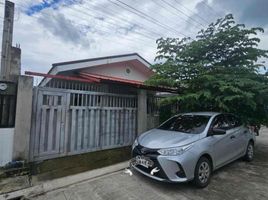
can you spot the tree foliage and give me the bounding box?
[147,14,268,125]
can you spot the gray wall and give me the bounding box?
[0,1,21,82]
[13,75,33,160]
[137,89,147,135]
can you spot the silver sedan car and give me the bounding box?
[131,112,256,187]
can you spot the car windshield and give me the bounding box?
[158,115,211,134]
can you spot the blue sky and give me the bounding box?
[26,0,79,15]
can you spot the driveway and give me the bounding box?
[31,128,268,200]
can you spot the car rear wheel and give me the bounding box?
[193,157,212,188]
[244,142,254,162]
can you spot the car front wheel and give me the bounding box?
[244,142,254,162]
[193,157,212,188]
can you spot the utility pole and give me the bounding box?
[0,0,20,81]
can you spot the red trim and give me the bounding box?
[25,71,100,83]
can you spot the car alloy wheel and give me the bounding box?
[198,162,210,184]
[193,157,211,188]
[247,144,254,159]
[244,142,254,162]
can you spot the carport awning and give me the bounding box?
[25,71,178,93]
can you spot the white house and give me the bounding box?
[11,53,176,163]
[39,53,154,87]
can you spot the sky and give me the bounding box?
[1,0,268,79]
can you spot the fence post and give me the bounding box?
[13,75,33,161]
[137,89,147,135]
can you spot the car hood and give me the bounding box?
[138,129,200,149]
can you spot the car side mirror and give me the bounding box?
[212,128,226,135]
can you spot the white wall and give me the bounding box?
[0,128,14,166]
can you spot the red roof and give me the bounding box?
[25,71,177,93]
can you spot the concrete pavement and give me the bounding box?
[8,128,268,200]
[0,162,128,200]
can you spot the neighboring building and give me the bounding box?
[0,1,21,82]
[0,1,21,167]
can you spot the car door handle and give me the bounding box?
[230,135,236,139]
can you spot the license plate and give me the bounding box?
[135,155,154,168]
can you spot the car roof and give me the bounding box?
[181,112,221,117]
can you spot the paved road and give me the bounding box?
[31,128,268,200]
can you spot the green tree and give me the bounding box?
[147,14,268,125]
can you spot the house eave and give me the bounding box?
[39,53,153,87]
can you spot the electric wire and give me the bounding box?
[173,0,211,24]
[14,3,158,53]
[160,0,205,28]
[110,0,189,38]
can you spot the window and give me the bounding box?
[225,114,242,128]
[158,115,211,134]
[211,114,231,130]
[126,68,131,74]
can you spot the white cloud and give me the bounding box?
[1,0,266,76]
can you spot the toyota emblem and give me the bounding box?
[141,148,146,154]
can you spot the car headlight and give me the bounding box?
[132,139,138,150]
[157,143,193,156]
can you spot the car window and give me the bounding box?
[211,114,231,130]
[158,115,211,134]
[225,114,242,128]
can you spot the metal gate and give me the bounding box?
[30,87,137,161]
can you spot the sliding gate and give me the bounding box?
[30,87,137,161]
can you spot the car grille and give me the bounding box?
[132,144,160,156]
[132,145,168,180]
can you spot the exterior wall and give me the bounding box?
[31,146,131,180]
[9,46,21,81]
[147,115,160,130]
[82,62,149,82]
[0,128,14,166]
[0,1,14,80]
[0,2,21,82]
[137,89,147,135]
[13,75,33,161]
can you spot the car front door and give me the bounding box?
[209,114,236,168]
[225,114,248,157]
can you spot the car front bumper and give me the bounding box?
[131,145,196,183]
